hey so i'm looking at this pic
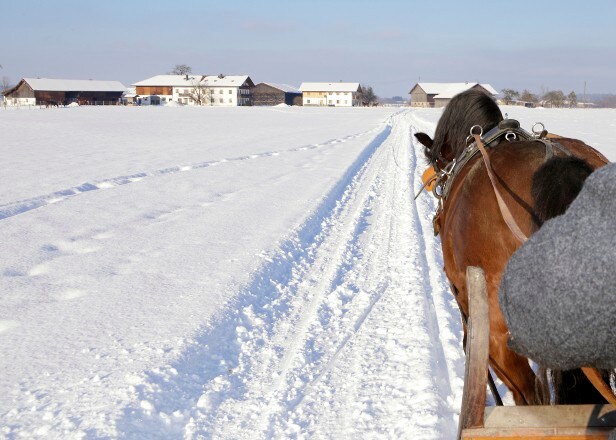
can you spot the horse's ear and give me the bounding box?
[414,132,433,148]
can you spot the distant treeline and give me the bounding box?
[585,94,616,108]
[501,88,616,108]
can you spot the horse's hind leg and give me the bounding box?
[488,327,545,405]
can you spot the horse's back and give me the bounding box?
[440,138,607,300]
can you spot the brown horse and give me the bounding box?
[415,90,609,405]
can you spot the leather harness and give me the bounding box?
[426,119,570,237]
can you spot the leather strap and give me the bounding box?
[474,134,528,244]
[581,367,616,405]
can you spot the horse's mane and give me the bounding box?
[532,155,594,225]
[426,89,503,167]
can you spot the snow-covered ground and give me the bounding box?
[1,105,614,439]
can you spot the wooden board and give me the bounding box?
[458,266,616,439]
[458,267,490,437]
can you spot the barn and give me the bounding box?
[3,78,127,106]
[252,83,302,106]
[409,82,497,108]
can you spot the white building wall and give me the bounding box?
[303,91,357,107]
[210,87,237,106]
[326,91,355,107]
[303,96,326,106]
[138,86,249,106]
[5,97,36,107]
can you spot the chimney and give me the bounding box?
[218,74,225,79]
[185,74,189,80]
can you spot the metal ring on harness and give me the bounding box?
[470,125,483,137]
[532,122,545,135]
[505,132,517,142]
[433,181,444,199]
[443,158,457,176]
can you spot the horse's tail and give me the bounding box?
[555,370,610,404]
[531,155,606,404]
[531,155,594,225]
[535,367,608,404]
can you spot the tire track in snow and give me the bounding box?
[406,124,466,434]
[190,115,403,438]
[116,111,463,439]
[116,118,394,439]
[264,111,462,439]
[0,125,385,221]
[406,112,466,413]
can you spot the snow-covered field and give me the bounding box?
[1,105,614,439]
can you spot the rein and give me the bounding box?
[472,129,528,243]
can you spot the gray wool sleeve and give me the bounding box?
[499,162,616,370]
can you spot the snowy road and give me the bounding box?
[119,111,464,439]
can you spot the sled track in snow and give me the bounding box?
[0,125,386,221]
[118,111,464,439]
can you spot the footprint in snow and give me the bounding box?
[3,268,26,277]
[56,240,100,255]
[0,320,20,334]
[92,231,113,240]
[53,288,86,301]
[29,263,51,276]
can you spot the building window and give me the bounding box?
[219,98,223,103]
[336,100,339,104]
[229,89,232,94]
[219,89,223,94]
[307,99,310,104]
[229,98,232,103]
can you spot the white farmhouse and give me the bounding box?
[202,75,254,106]
[132,74,254,106]
[299,82,362,107]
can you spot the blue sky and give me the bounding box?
[2,0,615,97]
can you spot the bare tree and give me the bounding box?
[188,78,212,106]
[1,76,11,93]
[169,64,192,75]
[519,89,538,103]
[359,84,378,106]
[543,90,566,108]
[567,91,578,108]
[501,88,519,105]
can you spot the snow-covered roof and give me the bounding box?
[23,78,126,92]
[299,82,361,93]
[122,88,137,98]
[132,75,204,87]
[261,83,301,94]
[133,75,252,88]
[480,84,498,95]
[411,82,497,98]
[201,75,251,87]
